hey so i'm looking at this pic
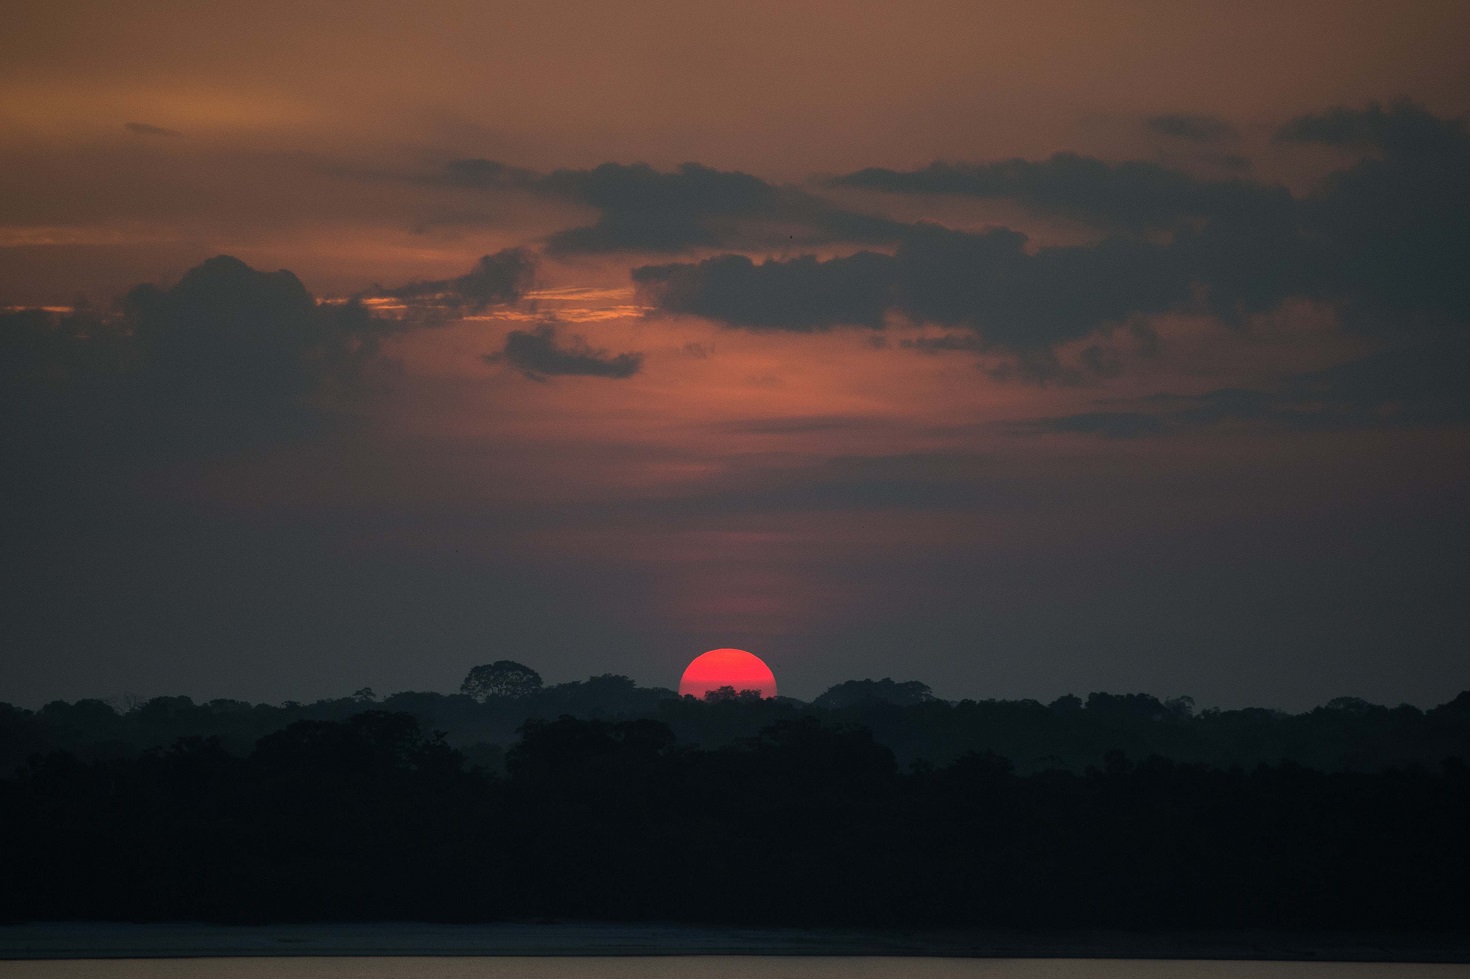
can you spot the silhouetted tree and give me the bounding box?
[1440,691,1470,714]
[1086,691,1168,720]
[1324,696,1377,713]
[1164,695,1195,718]
[1049,693,1083,712]
[460,660,543,701]
[812,677,934,709]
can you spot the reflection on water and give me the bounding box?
[3,959,1469,979]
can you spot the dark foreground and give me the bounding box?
[4,923,1470,963]
[4,712,1468,931]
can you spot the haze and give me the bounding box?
[2,0,1468,710]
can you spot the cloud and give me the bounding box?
[438,159,906,254]
[1275,99,1461,153]
[900,225,1190,347]
[1020,337,1470,437]
[634,251,895,330]
[1145,113,1238,143]
[636,223,1188,358]
[384,248,537,311]
[124,121,184,138]
[1282,101,1470,325]
[1,255,407,466]
[641,102,1470,372]
[489,324,642,380]
[830,153,1285,232]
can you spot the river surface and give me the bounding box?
[4,960,1470,978]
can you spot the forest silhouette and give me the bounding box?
[2,669,1468,929]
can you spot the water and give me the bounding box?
[3,960,1469,978]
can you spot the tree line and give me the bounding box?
[5,664,1468,779]
[2,708,1466,929]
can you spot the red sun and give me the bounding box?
[678,648,778,700]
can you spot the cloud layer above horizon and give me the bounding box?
[3,1,1469,713]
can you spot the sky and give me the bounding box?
[3,0,1469,710]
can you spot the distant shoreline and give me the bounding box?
[3,922,1469,963]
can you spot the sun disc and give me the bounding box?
[678,648,777,700]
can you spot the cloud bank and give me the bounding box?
[1024,336,1470,438]
[832,154,1283,231]
[439,159,907,255]
[634,102,1470,389]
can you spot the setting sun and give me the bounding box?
[678,648,777,700]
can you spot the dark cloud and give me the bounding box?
[634,251,895,330]
[830,153,1286,232]
[643,102,1470,372]
[124,122,184,138]
[6,257,395,451]
[0,255,461,495]
[1022,337,1470,437]
[898,225,1188,347]
[636,224,1187,358]
[439,159,906,254]
[1283,101,1470,325]
[1275,99,1461,153]
[384,248,537,311]
[489,324,642,380]
[1146,113,1238,143]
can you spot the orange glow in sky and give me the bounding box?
[678,648,778,700]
